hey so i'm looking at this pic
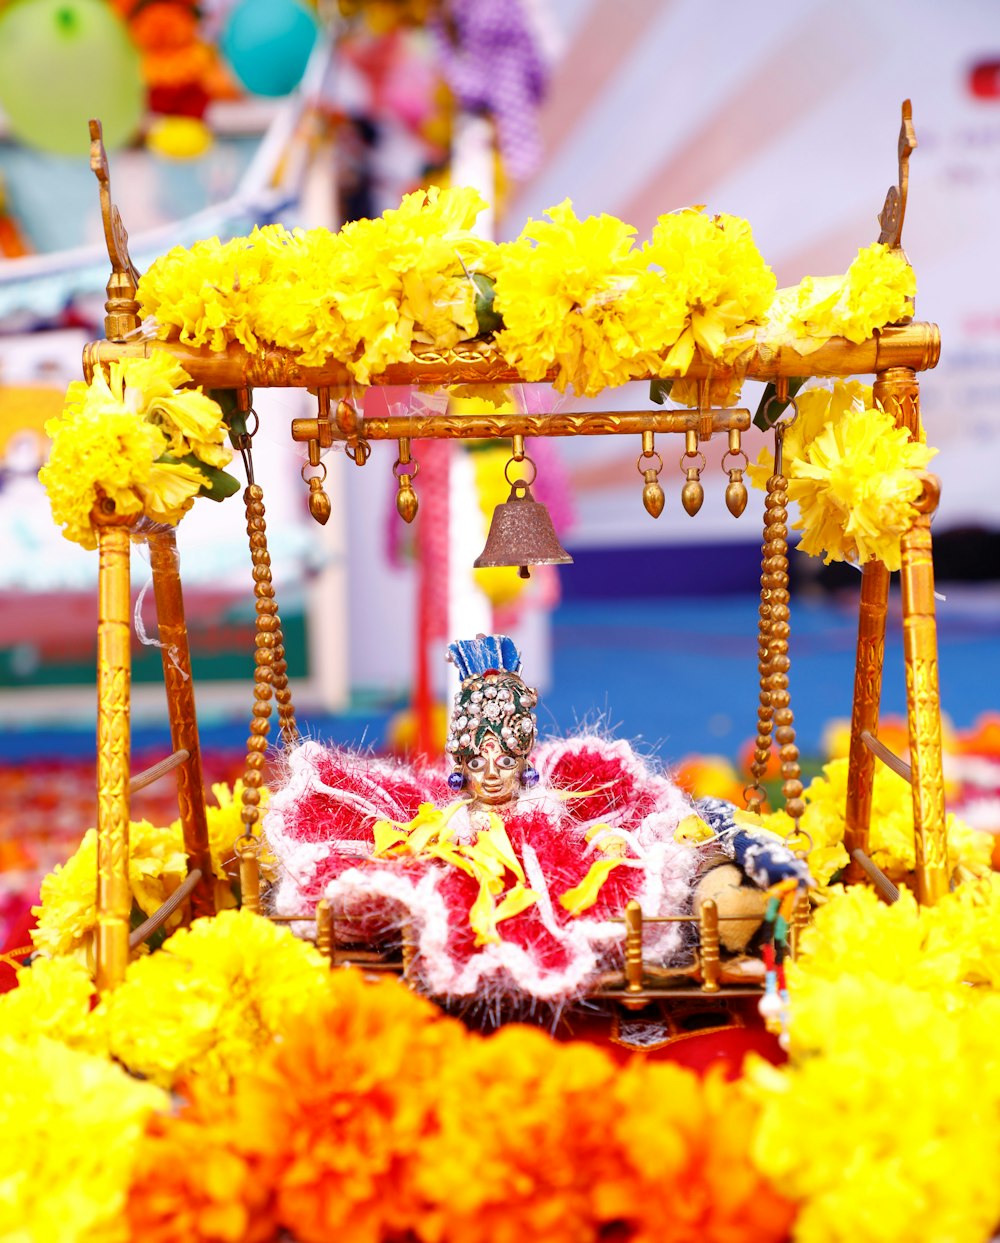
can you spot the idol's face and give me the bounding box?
[462,735,521,806]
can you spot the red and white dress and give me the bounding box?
[265,735,703,1004]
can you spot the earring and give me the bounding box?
[448,771,466,791]
[521,766,539,788]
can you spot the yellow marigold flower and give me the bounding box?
[138,224,294,352]
[748,879,1000,1243]
[791,404,935,567]
[494,198,666,395]
[39,355,231,548]
[759,756,992,887]
[644,208,776,380]
[749,982,1000,1243]
[766,241,915,352]
[748,380,873,491]
[0,1035,167,1243]
[98,909,329,1090]
[205,778,270,878]
[0,957,103,1053]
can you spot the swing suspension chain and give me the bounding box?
[237,398,299,838]
[747,425,804,820]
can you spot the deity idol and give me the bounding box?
[265,635,810,1005]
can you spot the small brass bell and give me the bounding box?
[474,480,573,580]
[308,476,331,525]
[725,471,748,517]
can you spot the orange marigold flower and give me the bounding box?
[237,971,466,1243]
[126,1095,278,1243]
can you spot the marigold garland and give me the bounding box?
[39,354,236,549]
[492,199,664,395]
[139,187,498,383]
[747,877,1000,1243]
[0,1036,167,1243]
[124,969,794,1243]
[134,192,912,398]
[31,781,270,971]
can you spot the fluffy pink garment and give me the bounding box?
[264,735,701,1006]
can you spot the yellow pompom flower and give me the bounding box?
[792,404,935,568]
[98,909,330,1091]
[759,756,992,888]
[138,224,294,352]
[749,380,936,571]
[748,380,873,491]
[494,199,667,396]
[0,1036,167,1243]
[747,877,1000,1243]
[33,820,190,970]
[39,354,232,548]
[644,208,776,377]
[748,980,1000,1243]
[0,957,102,1052]
[766,242,915,352]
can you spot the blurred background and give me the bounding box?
[2,0,1000,918]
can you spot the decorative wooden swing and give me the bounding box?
[81,105,946,1003]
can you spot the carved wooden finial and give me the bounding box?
[877,99,917,250]
[89,118,141,342]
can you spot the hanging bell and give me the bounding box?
[474,480,573,580]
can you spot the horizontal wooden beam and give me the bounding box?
[291,407,750,445]
[83,322,940,390]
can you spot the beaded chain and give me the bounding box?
[234,396,298,858]
[746,416,805,822]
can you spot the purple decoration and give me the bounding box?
[521,765,539,788]
[448,771,467,791]
[434,0,549,181]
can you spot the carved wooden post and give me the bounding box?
[900,474,948,904]
[94,506,132,990]
[844,561,891,882]
[148,528,216,917]
[239,845,261,914]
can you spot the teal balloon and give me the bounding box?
[0,0,144,157]
[221,0,319,98]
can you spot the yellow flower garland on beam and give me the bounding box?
[133,190,915,399]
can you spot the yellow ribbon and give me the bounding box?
[370,802,539,946]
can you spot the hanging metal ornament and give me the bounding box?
[637,430,665,517]
[394,437,419,523]
[474,437,573,580]
[723,426,749,517]
[679,428,705,516]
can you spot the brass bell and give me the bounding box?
[474,480,573,580]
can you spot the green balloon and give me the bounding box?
[0,0,144,157]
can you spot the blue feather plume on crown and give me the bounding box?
[447,635,521,681]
